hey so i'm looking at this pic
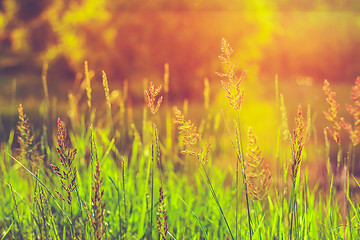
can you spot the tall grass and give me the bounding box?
[1,39,360,240]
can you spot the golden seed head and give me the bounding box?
[245,127,271,201]
[323,79,341,144]
[145,81,163,115]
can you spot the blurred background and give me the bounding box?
[1,0,359,97]
[0,0,360,185]
[0,1,359,143]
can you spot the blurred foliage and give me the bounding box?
[0,0,359,99]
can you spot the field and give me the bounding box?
[0,38,360,240]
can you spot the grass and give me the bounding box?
[1,40,360,240]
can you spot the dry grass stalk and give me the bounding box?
[323,79,341,144]
[156,186,168,240]
[50,118,77,205]
[340,77,360,146]
[42,62,49,106]
[291,105,306,181]
[280,94,290,141]
[84,61,92,110]
[67,92,80,126]
[216,38,246,110]
[245,127,271,200]
[102,71,111,113]
[102,70,114,134]
[145,81,163,115]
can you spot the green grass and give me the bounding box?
[1,43,360,240]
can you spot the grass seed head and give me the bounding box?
[217,38,246,110]
[291,105,306,181]
[17,104,39,171]
[145,81,163,115]
[102,70,111,111]
[340,76,360,146]
[84,61,92,110]
[52,118,77,206]
[174,106,201,145]
[157,186,168,240]
[323,79,341,144]
[245,127,271,200]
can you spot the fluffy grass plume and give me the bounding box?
[323,79,341,144]
[323,79,343,171]
[17,104,39,172]
[245,127,271,201]
[216,38,246,110]
[174,106,201,146]
[340,77,360,146]
[217,38,250,239]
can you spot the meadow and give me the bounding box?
[1,39,360,240]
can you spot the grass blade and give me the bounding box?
[1,220,14,240]
[178,194,208,240]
